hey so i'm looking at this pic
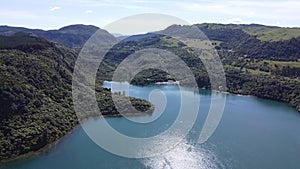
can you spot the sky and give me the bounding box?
[1,0,300,30]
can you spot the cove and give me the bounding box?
[1,81,300,169]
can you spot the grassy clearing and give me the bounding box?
[246,28,300,41]
[247,60,300,70]
[197,23,300,41]
[161,37,179,47]
[264,60,300,68]
[225,65,270,75]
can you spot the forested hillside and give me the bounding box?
[197,24,300,110]
[1,23,300,161]
[97,24,300,112]
[0,33,153,161]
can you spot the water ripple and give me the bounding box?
[143,141,223,169]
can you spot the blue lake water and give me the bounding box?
[1,81,300,169]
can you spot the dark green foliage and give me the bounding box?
[0,34,153,161]
[131,69,175,85]
[0,44,77,160]
[197,24,300,61]
[1,23,300,161]
[94,87,153,117]
[96,26,300,112]
[97,34,209,88]
[0,33,53,52]
[279,66,300,78]
[225,68,300,111]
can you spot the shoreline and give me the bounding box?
[1,83,298,163]
[0,123,81,164]
[0,111,154,164]
[212,90,256,98]
[109,80,299,112]
[155,81,180,85]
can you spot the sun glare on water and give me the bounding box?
[143,140,223,169]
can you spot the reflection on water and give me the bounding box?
[144,140,223,169]
[2,82,300,169]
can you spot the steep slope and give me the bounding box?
[195,23,300,61]
[97,24,300,112]
[0,33,153,161]
[0,34,77,160]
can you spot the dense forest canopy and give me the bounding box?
[0,32,153,161]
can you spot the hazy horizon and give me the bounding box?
[1,0,300,30]
[1,22,300,33]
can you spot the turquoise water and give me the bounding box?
[1,81,300,169]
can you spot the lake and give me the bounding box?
[1,81,300,169]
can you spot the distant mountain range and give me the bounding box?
[0,23,300,161]
[0,24,114,48]
[1,23,300,51]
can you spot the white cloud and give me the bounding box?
[2,0,300,29]
[228,18,243,24]
[176,0,300,24]
[85,10,93,14]
[49,6,61,11]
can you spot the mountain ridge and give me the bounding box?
[0,22,300,161]
[0,24,114,48]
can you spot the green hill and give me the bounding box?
[193,24,300,61]
[1,23,300,161]
[197,23,300,41]
[96,24,300,112]
[0,34,153,161]
[0,24,113,48]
